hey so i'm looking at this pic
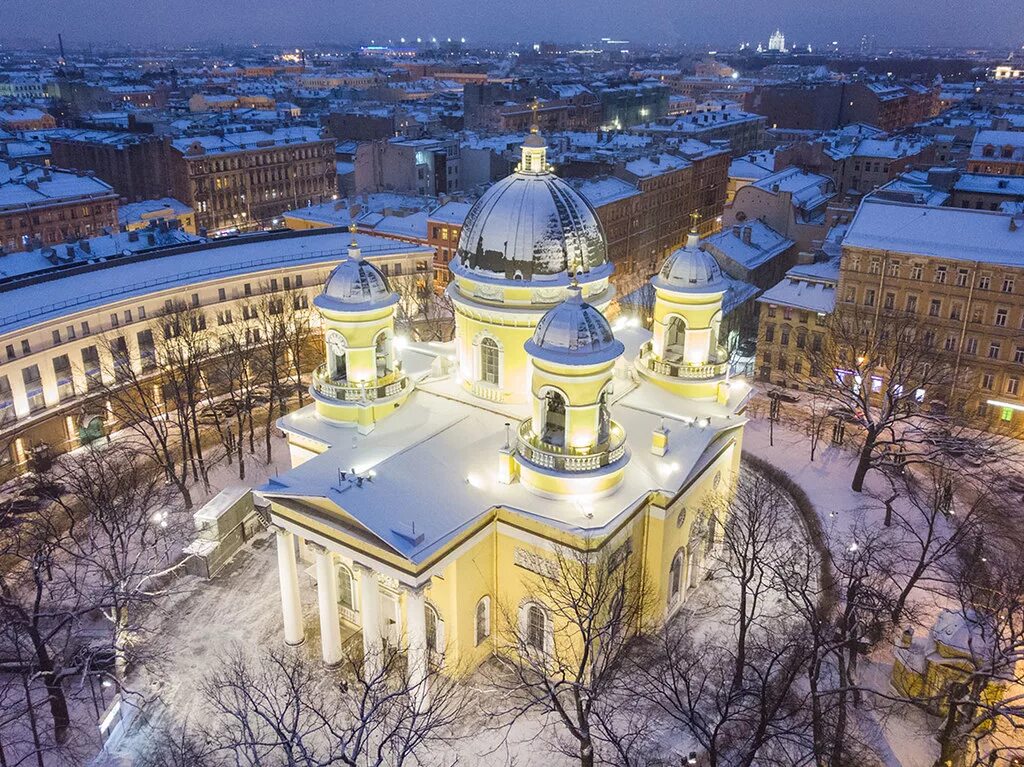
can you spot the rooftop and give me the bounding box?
[0,164,116,211]
[844,199,1024,267]
[262,327,750,565]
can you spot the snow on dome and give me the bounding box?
[525,286,624,365]
[454,151,608,280]
[319,254,397,310]
[653,238,726,294]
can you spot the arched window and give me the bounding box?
[665,316,686,361]
[336,564,355,611]
[475,597,491,645]
[375,332,392,377]
[480,337,499,385]
[542,391,566,446]
[526,604,546,653]
[598,389,611,444]
[326,330,347,380]
[425,604,439,653]
[669,550,683,600]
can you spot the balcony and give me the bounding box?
[637,341,730,380]
[311,363,409,403]
[516,419,627,473]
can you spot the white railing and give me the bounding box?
[516,420,627,473]
[637,341,730,380]
[311,364,409,402]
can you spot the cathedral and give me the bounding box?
[259,122,750,691]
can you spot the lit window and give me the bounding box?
[480,338,499,385]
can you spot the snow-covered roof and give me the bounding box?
[844,199,1024,266]
[750,168,834,211]
[575,176,639,207]
[262,329,750,565]
[757,275,837,314]
[0,231,431,335]
[428,201,473,226]
[0,164,115,210]
[953,173,1024,196]
[170,126,326,156]
[705,221,794,270]
[969,130,1024,162]
[117,197,194,226]
[623,153,690,178]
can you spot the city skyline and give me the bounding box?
[1,0,1023,50]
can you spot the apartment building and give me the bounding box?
[168,127,336,234]
[0,164,119,253]
[838,199,1024,425]
[0,228,433,479]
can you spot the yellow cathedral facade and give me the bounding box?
[258,125,751,692]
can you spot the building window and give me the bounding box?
[979,275,991,290]
[929,299,941,317]
[934,266,947,284]
[982,373,995,390]
[869,257,881,275]
[905,295,917,313]
[480,338,499,385]
[1003,277,1015,294]
[22,365,44,413]
[764,324,775,343]
[887,260,901,277]
[989,342,1001,360]
[525,604,547,653]
[996,309,1008,327]
[475,597,491,645]
[965,338,978,355]
[1008,377,1021,396]
[864,289,875,307]
[1015,346,1024,364]
[950,303,962,321]
[336,565,355,611]
[53,355,74,401]
[0,376,14,426]
[956,268,969,287]
[911,263,923,280]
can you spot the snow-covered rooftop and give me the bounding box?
[262,328,750,565]
[0,231,431,335]
[844,199,1024,266]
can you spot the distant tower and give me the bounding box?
[768,29,786,53]
[57,33,67,67]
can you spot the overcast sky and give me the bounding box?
[2,0,1022,49]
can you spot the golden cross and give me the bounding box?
[690,210,700,230]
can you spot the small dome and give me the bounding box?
[319,253,397,310]
[653,239,725,294]
[525,287,624,365]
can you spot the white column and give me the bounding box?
[405,585,428,709]
[313,545,343,666]
[356,563,382,676]
[275,527,304,646]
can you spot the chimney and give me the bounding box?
[732,224,741,237]
[127,230,139,242]
[742,226,752,244]
[80,240,91,254]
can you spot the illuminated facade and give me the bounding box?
[260,126,752,688]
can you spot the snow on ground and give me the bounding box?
[100,412,955,766]
[744,415,943,767]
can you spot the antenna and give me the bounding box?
[529,96,540,134]
[57,34,66,67]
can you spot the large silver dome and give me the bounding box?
[525,287,624,365]
[455,148,608,281]
[653,239,726,294]
[317,254,397,311]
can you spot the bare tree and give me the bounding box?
[708,469,797,692]
[39,444,185,686]
[144,643,464,767]
[798,303,1002,492]
[90,332,194,510]
[492,543,650,767]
